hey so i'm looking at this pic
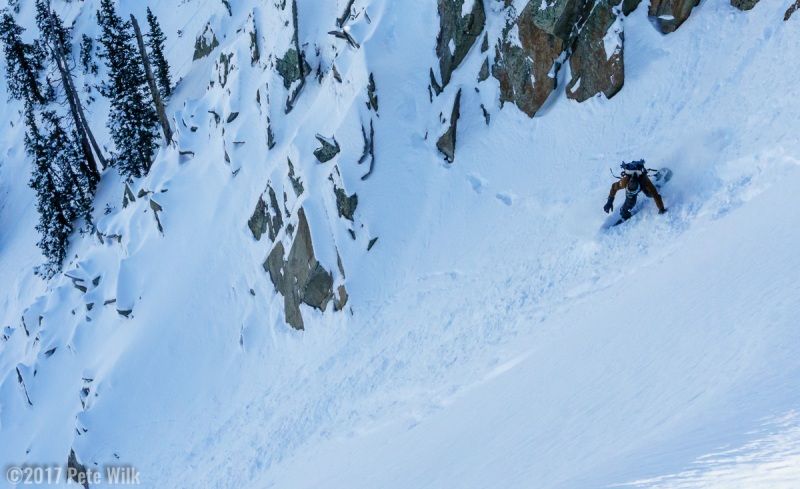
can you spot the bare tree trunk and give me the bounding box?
[67,65,109,171]
[131,14,172,146]
[51,50,103,178]
[42,3,107,173]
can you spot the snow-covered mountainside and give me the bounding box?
[1,0,799,487]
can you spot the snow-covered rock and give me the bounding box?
[434,0,487,89]
[649,0,701,34]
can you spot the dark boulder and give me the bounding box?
[334,187,358,221]
[248,196,269,241]
[785,0,799,20]
[622,0,642,16]
[248,186,283,242]
[648,0,700,34]
[730,0,759,11]
[314,135,341,163]
[437,89,462,162]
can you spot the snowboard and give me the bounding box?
[603,167,673,229]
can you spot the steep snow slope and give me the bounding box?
[1,0,799,488]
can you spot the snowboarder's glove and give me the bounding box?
[603,198,614,214]
[659,208,668,215]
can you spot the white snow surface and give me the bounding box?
[462,0,477,19]
[506,23,523,49]
[604,14,624,60]
[0,0,799,488]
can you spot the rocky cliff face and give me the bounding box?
[425,0,786,162]
[429,0,716,124]
[435,0,487,91]
[566,0,624,102]
[492,4,568,117]
[493,0,625,115]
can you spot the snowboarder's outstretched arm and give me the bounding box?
[608,175,630,200]
[640,175,666,213]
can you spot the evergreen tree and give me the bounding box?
[43,110,96,224]
[26,106,98,277]
[4,2,99,278]
[26,107,99,278]
[25,105,73,277]
[96,0,159,179]
[34,0,70,58]
[145,7,170,98]
[0,11,45,105]
[35,0,103,181]
[79,34,98,75]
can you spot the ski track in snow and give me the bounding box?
[0,0,799,488]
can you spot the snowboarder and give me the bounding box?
[603,160,667,220]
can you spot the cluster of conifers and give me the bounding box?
[0,0,172,277]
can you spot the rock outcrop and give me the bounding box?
[264,209,344,330]
[527,0,587,38]
[437,89,462,162]
[480,0,708,118]
[435,0,486,89]
[334,187,358,222]
[493,15,565,117]
[193,23,219,60]
[731,0,759,11]
[492,0,592,117]
[276,0,310,112]
[566,0,624,102]
[786,0,800,21]
[648,0,700,34]
[313,135,341,163]
[248,196,269,241]
[248,186,282,242]
[68,449,89,489]
[622,0,643,16]
[275,47,309,90]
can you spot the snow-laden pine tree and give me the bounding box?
[25,106,74,277]
[33,0,70,58]
[43,110,96,226]
[145,7,170,99]
[79,34,97,75]
[0,11,45,105]
[2,5,100,277]
[96,0,159,179]
[35,0,104,181]
[25,105,97,277]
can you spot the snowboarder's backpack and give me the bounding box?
[621,160,647,177]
